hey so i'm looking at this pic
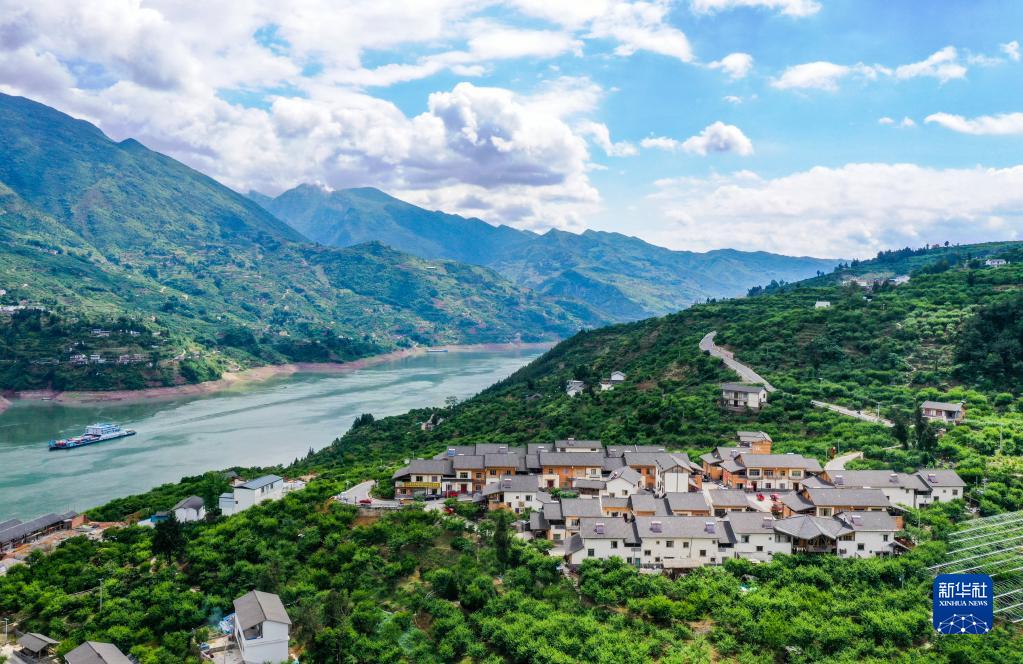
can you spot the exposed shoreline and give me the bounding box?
[1,342,554,410]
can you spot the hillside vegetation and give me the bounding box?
[0,94,594,391]
[255,184,839,322]
[3,242,1023,663]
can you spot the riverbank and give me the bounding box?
[2,342,554,409]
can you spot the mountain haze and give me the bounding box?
[0,94,596,390]
[255,184,840,321]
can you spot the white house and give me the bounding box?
[720,512,792,562]
[565,380,586,397]
[483,475,547,514]
[654,453,697,494]
[233,590,291,664]
[172,495,206,522]
[720,383,768,412]
[815,301,831,309]
[633,517,722,569]
[220,475,284,516]
[603,467,644,498]
[834,512,900,558]
[915,469,966,505]
[566,518,639,566]
[610,371,626,383]
[822,470,930,509]
[985,258,1008,267]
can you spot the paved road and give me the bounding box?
[699,331,776,392]
[335,480,400,508]
[825,451,864,471]
[811,400,894,428]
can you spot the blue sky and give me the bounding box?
[1,0,1021,257]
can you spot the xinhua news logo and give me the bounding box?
[933,573,993,635]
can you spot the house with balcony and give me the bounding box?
[719,512,791,562]
[915,469,966,504]
[483,475,549,514]
[781,487,890,517]
[538,451,604,489]
[233,590,291,664]
[392,460,451,500]
[721,453,823,491]
[720,383,768,412]
[633,516,723,569]
[920,400,966,425]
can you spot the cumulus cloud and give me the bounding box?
[0,1,663,231]
[709,52,754,79]
[925,112,1023,136]
[772,61,886,91]
[894,46,967,82]
[1002,40,1021,62]
[648,164,1023,256]
[690,0,821,17]
[642,122,753,156]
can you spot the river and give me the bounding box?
[0,348,544,521]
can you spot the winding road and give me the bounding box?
[825,451,864,471]
[699,331,776,392]
[810,400,894,428]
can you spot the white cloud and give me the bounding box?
[925,112,1023,136]
[879,116,915,128]
[1002,40,1021,62]
[588,1,695,62]
[690,0,821,17]
[642,121,753,156]
[894,46,967,82]
[772,61,886,91]
[648,163,1023,256]
[723,95,743,104]
[709,52,754,79]
[577,121,638,156]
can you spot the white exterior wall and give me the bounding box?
[657,469,690,494]
[926,486,963,503]
[638,535,720,567]
[504,491,541,513]
[602,477,641,498]
[569,538,633,565]
[837,530,895,558]
[226,480,284,515]
[237,619,289,664]
[174,506,205,522]
[726,531,792,561]
[219,494,237,515]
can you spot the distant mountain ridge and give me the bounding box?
[253,184,840,321]
[0,93,597,390]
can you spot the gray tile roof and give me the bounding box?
[664,492,711,513]
[238,474,283,490]
[606,444,669,456]
[172,495,205,511]
[571,478,605,490]
[607,466,642,485]
[634,516,721,539]
[475,443,526,455]
[529,510,549,531]
[234,590,292,630]
[484,453,526,470]
[434,446,476,458]
[799,475,833,490]
[836,511,899,531]
[578,517,639,543]
[921,400,964,413]
[707,489,750,508]
[804,487,890,508]
[64,641,132,664]
[527,443,553,454]
[554,438,603,451]
[915,469,966,488]
[487,475,541,494]
[773,515,852,541]
[452,455,485,470]
[0,512,77,546]
[601,497,629,509]
[629,493,660,513]
[602,456,627,471]
[723,511,778,534]
[780,492,815,512]
[538,451,605,467]
[737,430,772,442]
[829,470,929,491]
[17,632,58,654]
[565,533,586,554]
[392,459,452,479]
[542,502,564,522]
[721,383,766,393]
[737,454,822,471]
[560,498,605,518]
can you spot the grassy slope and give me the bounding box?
[0,94,592,390]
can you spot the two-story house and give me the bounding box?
[538,451,605,489]
[719,512,791,562]
[233,590,291,664]
[392,460,451,500]
[633,517,723,569]
[781,487,891,517]
[819,470,931,509]
[915,469,966,504]
[720,383,769,412]
[920,400,966,425]
[219,475,285,516]
[721,453,823,491]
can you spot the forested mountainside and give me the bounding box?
[3,242,1022,663]
[0,94,598,391]
[254,184,839,322]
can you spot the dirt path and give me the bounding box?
[811,400,894,428]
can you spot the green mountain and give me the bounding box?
[4,241,1023,663]
[253,184,840,321]
[0,93,597,391]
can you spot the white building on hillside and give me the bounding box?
[233,590,291,664]
[220,475,284,516]
[172,495,206,522]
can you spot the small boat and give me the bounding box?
[48,423,136,450]
[426,348,449,353]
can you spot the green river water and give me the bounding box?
[0,348,543,521]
